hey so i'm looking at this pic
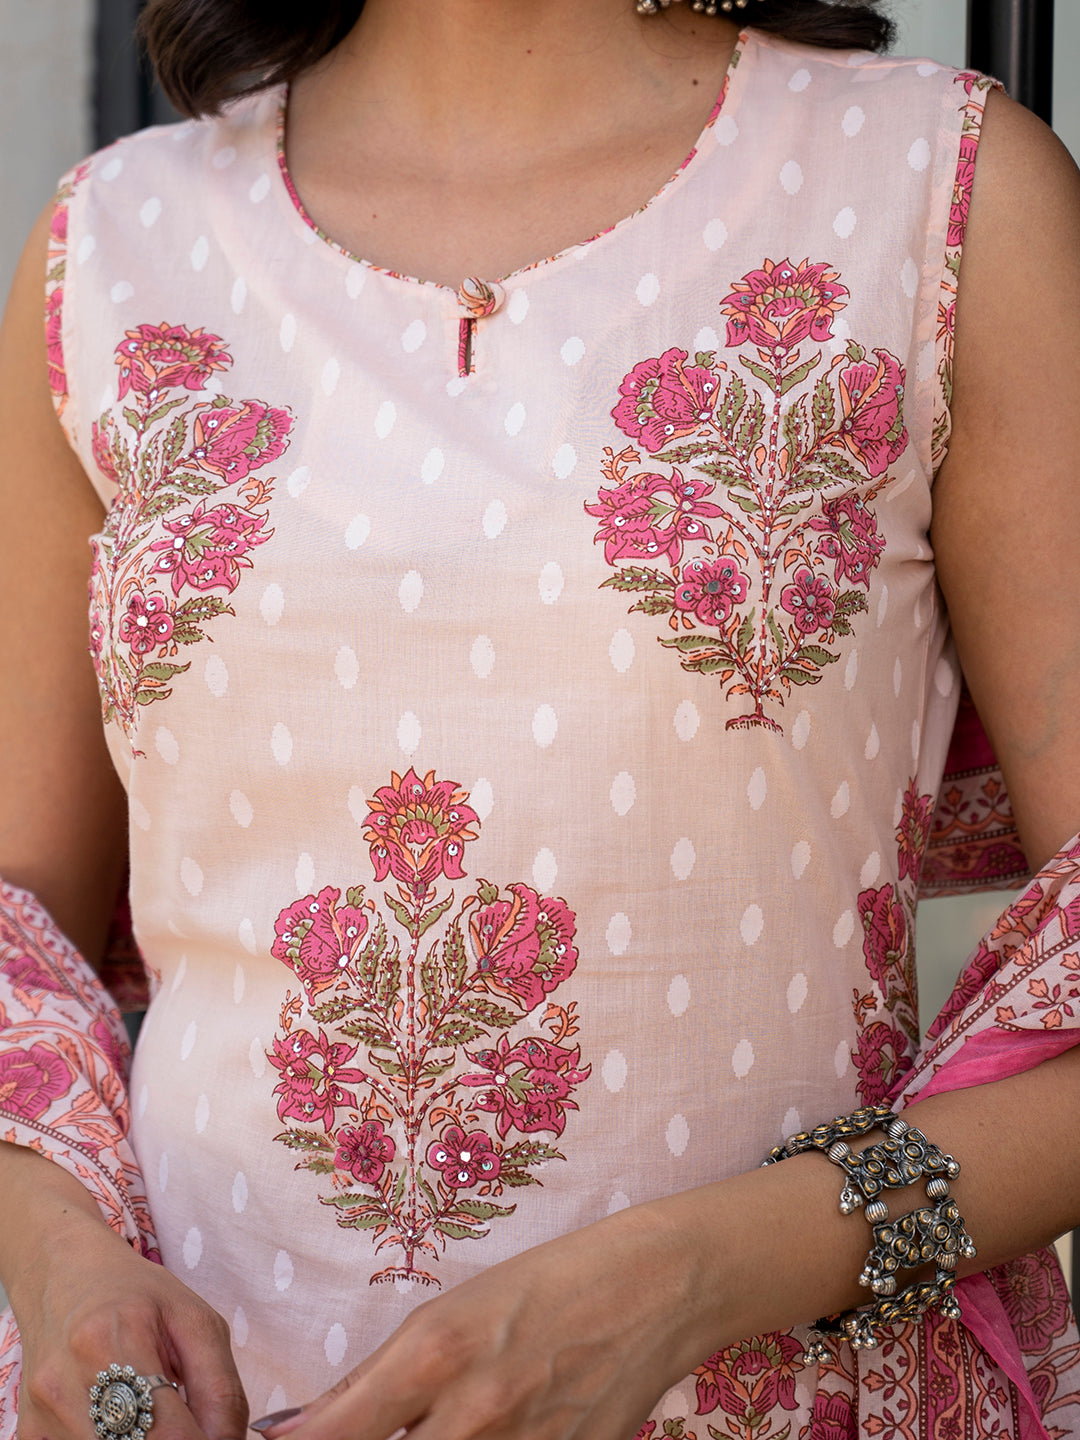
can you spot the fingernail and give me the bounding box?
[250,1408,303,1433]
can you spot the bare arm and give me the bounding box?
[932,90,1080,869]
[0,207,247,1440]
[0,202,127,963]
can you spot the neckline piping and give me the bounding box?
[270,28,752,297]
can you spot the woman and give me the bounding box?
[1,1,1080,1437]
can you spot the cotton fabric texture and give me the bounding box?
[2,27,1079,1440]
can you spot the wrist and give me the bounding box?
[0,1141,118,1306]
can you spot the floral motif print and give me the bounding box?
[920,687,1030,897]
[693,1332,805,1440]
[990,1252,1074,1354]
[0,1043,76,1121]
[720,257,848,353]
[933,74,1001,469]
[87,324,292,743]
[587,259,905,731]
[268,768,589,1288]
[44,160,91,419]
[849,778,933,1104]
[115,322,231,399]
[0,880,159,1249]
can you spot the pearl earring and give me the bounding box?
[636,0,753,15]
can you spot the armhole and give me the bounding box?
[44,158,91,448]
[930,71,1004,474]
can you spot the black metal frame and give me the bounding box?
[968,0,1055,121]
[94,0,177,149]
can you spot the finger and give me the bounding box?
[84,1354,203,1440]
[252,1348,391,1438]
[163,1308,248,1440]
[264,1369,426,1440]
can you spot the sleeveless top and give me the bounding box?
[42,28,1036,1435]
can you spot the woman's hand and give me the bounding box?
[2,1146,247,1440]
[256,1199,715,1440]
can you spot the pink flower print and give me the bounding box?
[0,1043,76,1121]
[801,1391,857,1440]
[49,202,68,244]
[720,258,848,355]
[187,400,292,482]
[896,781,935,883]
[45,286,67,401]
[269,1028,366,1128]
[90,1018,129,1079]
[779,567,836,634]
[809,494,884,589]
[694,1332,803,1421]
[462,1034,590,1138]
[3,955,64,995]
[585,472,689,567]
[469,884,578,1011]
[363,769,479,897]
[272,886,370,998]
[949,132,979,248]
[673,555,749,627]
[852,1020,908,1106]
[858,885,908,991]
[335,1120,396,1186]
[150,500,271,595]
[90,420,119,485]
[118,590,175,656]
[612,347,720,453]
[426,1126,501,1188]
[992,1251,1073,1352]
[114,322,231,400]
[88,608,106,664]
[836,348,908,477]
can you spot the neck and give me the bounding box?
[293,0,740,167]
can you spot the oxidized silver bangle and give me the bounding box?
[89,1365,178,1440]
[764,1106,976,1362]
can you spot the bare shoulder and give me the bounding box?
[958,87,1080,299]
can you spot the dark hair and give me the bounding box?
[139,0,897,119]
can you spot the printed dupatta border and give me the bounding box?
[855,835,1080,1440]
[0,881,160,1433]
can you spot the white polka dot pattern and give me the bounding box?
[731,1039,755,1078]
[608,629,634,673]
[532,705,558,748]
[670,837,696,881]
[740,904,763,946]
[532,848,558,892]
[665,1114,690,1156]
[273,1250,294,1291]
[666,974,690,1017]
[602,1050,628,1093]
[673,701,700,742]
[538,561,563,604]
[606,912,632,956]
[182,1226,202,1269]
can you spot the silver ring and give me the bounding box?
[89,1365,178,1440]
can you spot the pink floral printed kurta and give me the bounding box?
[3,28,1079,1440]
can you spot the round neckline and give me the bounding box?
[270,28,752,298]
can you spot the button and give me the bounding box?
[457,276,505,319]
